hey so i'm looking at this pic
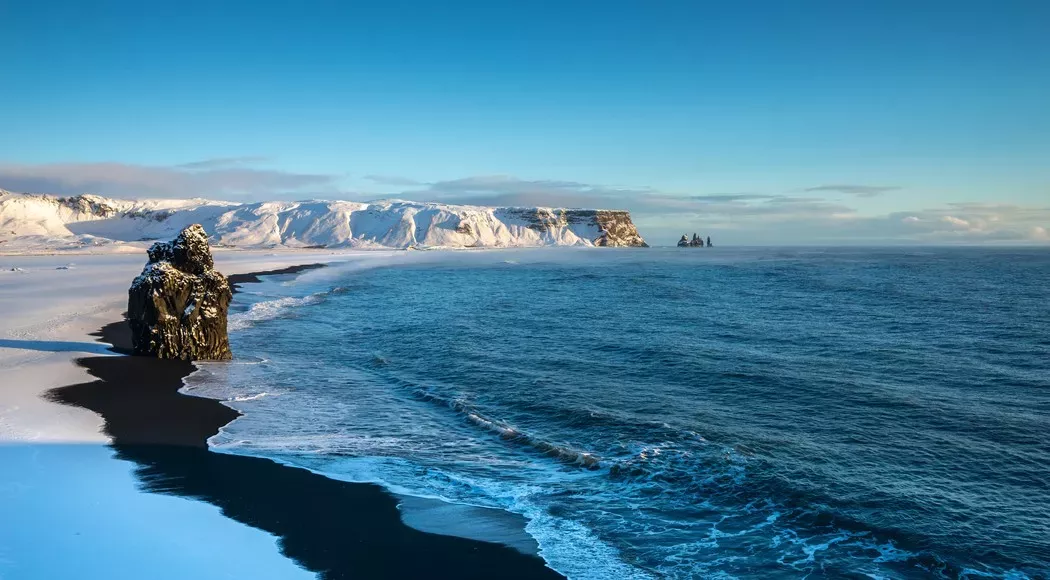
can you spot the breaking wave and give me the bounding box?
[230,392,272,402]
[228,293,329,331]
[412,387,602,469]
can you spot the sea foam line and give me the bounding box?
[228,292,328,331]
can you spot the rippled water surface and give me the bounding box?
[189,247,1050,579]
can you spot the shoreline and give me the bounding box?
[47,264,563,579]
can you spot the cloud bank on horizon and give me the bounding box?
[0,160,334,200]
[0,161,1045,246]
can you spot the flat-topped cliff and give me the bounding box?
[0,191,648,251]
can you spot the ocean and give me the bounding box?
[186,247,1049,579]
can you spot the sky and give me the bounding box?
[1,0,1048,245]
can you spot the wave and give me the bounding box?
[230,392,272,402]
[225,254,445,332]
[475,404,973,577]
[203,445,655,579]
[228,292,331,331]
[411,387,602,469]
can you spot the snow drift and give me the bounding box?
[0,191,647,252]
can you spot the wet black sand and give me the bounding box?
[48,264,563,579]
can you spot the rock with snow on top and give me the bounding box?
[127,224,232,360]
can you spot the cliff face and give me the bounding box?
[501,208,647,247]
[590,210,649,247]
[0,191,648,250]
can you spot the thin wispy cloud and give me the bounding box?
[427,175,650,197]
[363,174,423,186]
[0,161,336,199]
[175,157,273,170]
[678,194,779,202]
[397,175,651,209]
[804,184,902,198]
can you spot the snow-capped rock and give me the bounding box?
[128,224,233,360]
[0,190,648,251]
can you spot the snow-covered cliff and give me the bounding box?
[0,191,647,252]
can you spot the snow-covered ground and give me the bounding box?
[0,444,317,580]
[0,248,386,580]
[0,190,647,252]
[0,249,385,441]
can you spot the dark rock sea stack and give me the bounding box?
[677,233,712,248]
[127,224,233,360]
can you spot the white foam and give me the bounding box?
[231,392,272,402]
[524,509,656,579]
[228,293,326,331]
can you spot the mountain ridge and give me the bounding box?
[0,191,647,252]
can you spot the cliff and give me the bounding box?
[0,191,648,251]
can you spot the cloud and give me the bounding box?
[804,184,902,197]
[175,157,273,170]
[802,203,1050,245]
[392,174,1047,244]
[0,161,337,199]
[680,193,778,202]
[397,175,651,209]
[941,215,971,228]
[363,174,423,186]
[428,175,650,198]
[631,193,855,221]
[401,178,856,222]
[1,163,1045,245]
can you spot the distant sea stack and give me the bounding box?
[127,224,233,360]
[677,233,712,247]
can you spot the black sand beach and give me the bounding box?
[48,265,563,580]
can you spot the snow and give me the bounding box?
[0,190,640,252]
[0,249,381,443]
[0,444,316,580]
[0,198,641,577]
[0,248,387,580]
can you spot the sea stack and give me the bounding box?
[127,224,233,360]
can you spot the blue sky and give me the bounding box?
[1,0,1048,245]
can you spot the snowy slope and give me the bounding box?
[0,191,647,252]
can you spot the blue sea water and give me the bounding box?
[187,247,1050,579]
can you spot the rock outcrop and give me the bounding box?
[127,224,233,360]
[502,208,649,247]
[677,233,711,248]
[589,210,649,247]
